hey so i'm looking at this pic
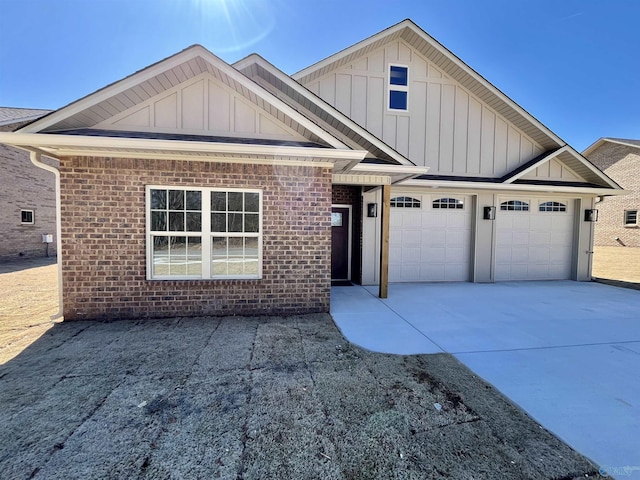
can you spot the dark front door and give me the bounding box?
[331,207,350,280]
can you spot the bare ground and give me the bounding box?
[592,246,640,284]
[0,259,600,479]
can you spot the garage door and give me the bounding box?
[495,198,574,281]
[389,194,472,282]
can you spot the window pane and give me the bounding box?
[169,190,184,210]
[152,236,169,276]
[212,261,227,276]
[228,238,243,258]
[389,90,408,110]
[169,212,185,231]
[390,66,408,86]
[211,192,227,212]
[245,213,259,233]
[244,261,259,275]
[186,191,201,211]
[151,189,166,209]
[245,237,259,258]
[228,192,243,212]
[245,193,259,213]
[151,211,167,231]
[186,237,202,276]
[212,213,226,232]
[229,213,243,232]
[212,237,227,257]
[186,212,201,232]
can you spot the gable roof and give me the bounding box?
[234,53,414,166]
[583,137,640,156]
[294,19,564,152]
[16,45,349,151]
[0,107,51,127]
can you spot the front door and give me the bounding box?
[331,206,350,280]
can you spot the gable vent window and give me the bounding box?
[624,210,638,227]
[500,200,529,211]
[539,201,567,212]
[388,65,409,111]
[433,198,464,210]
[390,196,421,208]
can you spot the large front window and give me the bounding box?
[147,186,262,280]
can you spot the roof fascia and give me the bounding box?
[236,54,415,167]
[398,177,626,196]
[0,132,367,161]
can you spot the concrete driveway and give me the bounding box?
[331,281,640,479]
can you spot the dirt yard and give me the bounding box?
[0,259,600,479]
[0,258,59,364]
[592,246,640,283]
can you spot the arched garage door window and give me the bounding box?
[500,200,529,211]
[390,196,421,208]
[433,198,464,209]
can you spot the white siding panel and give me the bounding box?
[259,114,291,136]
[351,75,367,127]
[426,83,441,170]
[494,117,508,176]
[453,87,469,172]
[335,74,352,116]
[154,93,178,129]
[369,49,385,73]
[234,98,257,134]
[383,114,397,147]
[506,126,522,175]
[182,80,205,130]
[480,108,496,176]
[409,82,427,163]
[208,81,230,131]
[396,115,410,157]
[439,84,455,172]
[114,106,150,127]
[467,97,482,174]
[366,77,384,137]
[319,75,336,105]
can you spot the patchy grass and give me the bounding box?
[0,259,600,479]
[592,246,640,283]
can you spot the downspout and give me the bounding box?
[29,151,63,320]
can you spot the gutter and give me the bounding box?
[29,151,63,320]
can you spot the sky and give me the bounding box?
[1,0,639,151]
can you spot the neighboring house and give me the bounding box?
[0,107,56,261]
[583,138,639,247]
[0,20,621,321]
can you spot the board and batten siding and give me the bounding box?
[95,73,307,141]
[303,40,545,177]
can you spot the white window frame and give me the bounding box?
[387,64,409,112]
[624,209,638,227]
[432,197,464,210]
[20,209,35,225]
[146,186,263,280]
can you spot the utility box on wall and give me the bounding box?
[42,234,53,243]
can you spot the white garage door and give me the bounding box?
[389,194,472,282]
[495,198,574,281]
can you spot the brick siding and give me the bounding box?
[60,156,332,320]
[586,143,640,247]
[0,122,57,261]
[332,185,362,284]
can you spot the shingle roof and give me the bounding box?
[0,107,52,126]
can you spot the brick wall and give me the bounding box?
[60,156,332,320]
[0,122,57,261]
[586,143,640,247]
[332,185,362,284]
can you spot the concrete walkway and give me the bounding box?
[331,281,640,479]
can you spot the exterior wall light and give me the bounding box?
[483,206,496,220]
[367,203,378,218]
[584,209,599,222]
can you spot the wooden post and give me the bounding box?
[379,184,390,298]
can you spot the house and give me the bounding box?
[0,20,621,321]
[583,138,639,247]
[0,107,56,261]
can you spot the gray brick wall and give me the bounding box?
[0,121,57,261]
[586,142,640,247]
